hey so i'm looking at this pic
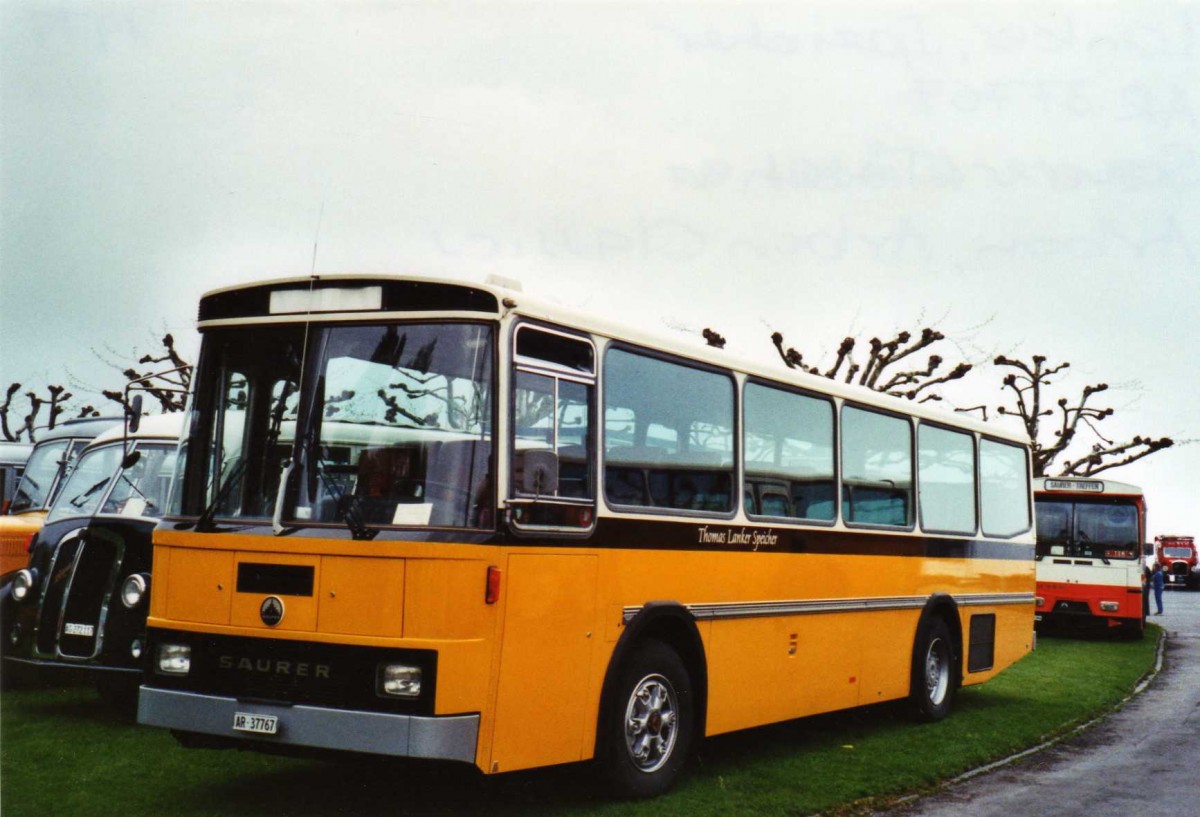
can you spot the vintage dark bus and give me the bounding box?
[0,417,118,583]
[5,415,181,707]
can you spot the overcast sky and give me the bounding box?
[1,1,1197,536]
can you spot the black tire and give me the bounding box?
[908,616,956,722]
[601,639,695,800]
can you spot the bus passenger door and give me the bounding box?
[489,553,598,772]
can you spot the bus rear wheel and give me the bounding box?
[909,616,956,722]
[602,639,694,799]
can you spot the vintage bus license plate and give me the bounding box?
[232,712,278,735]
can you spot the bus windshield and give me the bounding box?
[9,440,72,513]
[175,322,493,530]
[101,442,179,518]
[1035,499,1140,560]
[47,443,123,522]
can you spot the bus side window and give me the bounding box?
[743,382,835,522]
[510,325,596,529]
[603,348,734,515]
[980,439,1031,538]
[841,406,912,528]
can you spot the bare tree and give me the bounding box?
[0,382,99,442]
[770,327,972,403]
[98,334,192,415]
[3,333,189,442]
[965,354,1174,478]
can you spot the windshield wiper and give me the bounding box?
[70,477,111,508]
[193,458,247,532]
[312,456,377,541]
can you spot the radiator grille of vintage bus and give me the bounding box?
[35,533,84,655]
[57,533,119,657]
[36,530,120,659]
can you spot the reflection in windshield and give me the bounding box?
[10,440,71,513]
[1035,499,1140,560]
[294,323,493,530]
[175,322,494,531]
[102,444,179,518]
[47,445,123,523]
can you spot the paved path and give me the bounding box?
[883,589,1200,817]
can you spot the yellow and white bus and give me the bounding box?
[138,275,1035,797]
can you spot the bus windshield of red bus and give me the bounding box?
[1035,499,1140,560]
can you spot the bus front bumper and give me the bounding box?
[137,686,479,764]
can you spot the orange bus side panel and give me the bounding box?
[856,608,919,705]
[488,554,598,773]
[403,559,489,640]
[705,612,861,735]
[0,511,44,579]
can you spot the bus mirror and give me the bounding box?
[128,394,143,434]
[121,451,142,470]
[522,450,559,496]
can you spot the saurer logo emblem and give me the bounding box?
[260,596,285,627]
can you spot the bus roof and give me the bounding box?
[88,413,184,448]
[1034,476,1142,496]
[198,273,1029,445]
[0,441,33,465]
[28,416,122,445]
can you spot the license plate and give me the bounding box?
[232,712,278,735]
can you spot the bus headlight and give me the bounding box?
[377,663,422,698]
[11,569,38,603]
[156,643,192,675]
[1035,596,1045,607]
[121,573,149,609]
[1099,601,1119,612]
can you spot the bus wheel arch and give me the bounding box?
[909,594,962,722]
[595,603,707,798]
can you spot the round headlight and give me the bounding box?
[121,573,149,609]
[11,568,37,603]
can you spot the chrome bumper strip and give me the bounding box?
[137,687,479,764]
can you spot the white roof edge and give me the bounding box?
[195,273,1029,444]
[88,413,185,447]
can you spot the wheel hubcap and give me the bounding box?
[925,636,949,705]
[624,673,679,773]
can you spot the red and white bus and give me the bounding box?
[1033,477,1146,638]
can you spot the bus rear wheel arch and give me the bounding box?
[601,638,696,799]
[908,610,960,722]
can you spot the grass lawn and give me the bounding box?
[0,627,1158,817]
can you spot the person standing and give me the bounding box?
[1151,562,1165,615]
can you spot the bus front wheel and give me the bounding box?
[909,616,956,722]
[602,639,695,799]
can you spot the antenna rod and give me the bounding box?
[311,201,325,275]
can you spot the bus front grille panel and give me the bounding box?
[57,535,119,658]
[1168,563,1189,577]
[35,536,84,655]
[1052,600,1092,615]
[146,629,438,716]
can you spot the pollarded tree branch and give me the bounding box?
[989,354,1176,478]
[771,326,972,403]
